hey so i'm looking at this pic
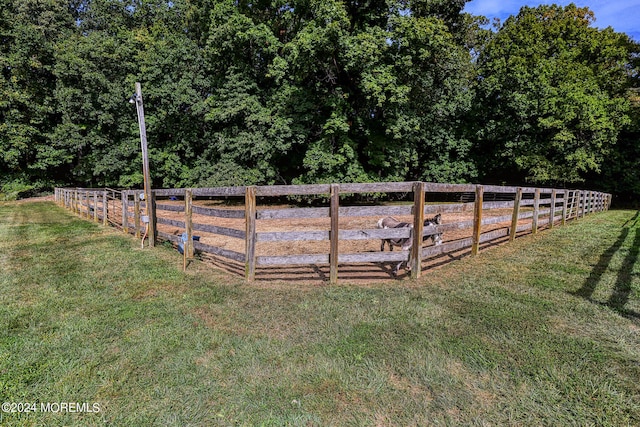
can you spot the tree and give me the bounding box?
[474,4,633,185]
[0,0,75,187]
[259,0,477,184]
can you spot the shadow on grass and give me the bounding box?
[573,211,640,321]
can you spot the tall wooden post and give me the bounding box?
[411,182,425,278]
[245,186,257,281]
[132,82,155,247]
[472,185,484,256]
[510,187,522,242]
[330,184,340,284]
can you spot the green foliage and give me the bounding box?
[0,0,638,199]
[0,179,34,201]
[474,4,635,185]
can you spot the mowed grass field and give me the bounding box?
[1,201,639,426]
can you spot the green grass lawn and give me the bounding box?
[1,201,639,426]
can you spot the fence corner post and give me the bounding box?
[245,186,257,282]
[472,185,484,256]
[330,184,340,284]
[410,182,425,278]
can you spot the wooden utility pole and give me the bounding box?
[132,82,155,247]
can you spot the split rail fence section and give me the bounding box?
[55,183,611,283]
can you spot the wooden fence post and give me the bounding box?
[580,191,586,218]
[598,192,603,212]
[532,188,540,234]
[510,187,522,242]
[562,190,568,226]
[102,191,108,226]
[549,189,557,229]
[185,189,194,258]
[93,191,99,222]
[184,189,193,271]
[411,182,425,278]
[245,186,257,281]
[586,191,590,215]
[330,184,340,284]
[472,185,484,256]
[134,194,141,238]
[149,191,157,247]
[122,191,129,233]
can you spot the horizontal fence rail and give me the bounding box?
[55,183,611,283]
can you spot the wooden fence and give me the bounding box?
[54,183,611,283]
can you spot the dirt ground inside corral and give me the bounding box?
[149,199,538,282]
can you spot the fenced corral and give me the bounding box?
[55,183,611,283]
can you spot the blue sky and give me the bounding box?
[463,0,640,41]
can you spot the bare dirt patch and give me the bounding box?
[150,199,537,283]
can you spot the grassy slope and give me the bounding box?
[0,202,638,426]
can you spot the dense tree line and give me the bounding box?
[1,0,638,201]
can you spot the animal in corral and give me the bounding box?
[376,213,444,275]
